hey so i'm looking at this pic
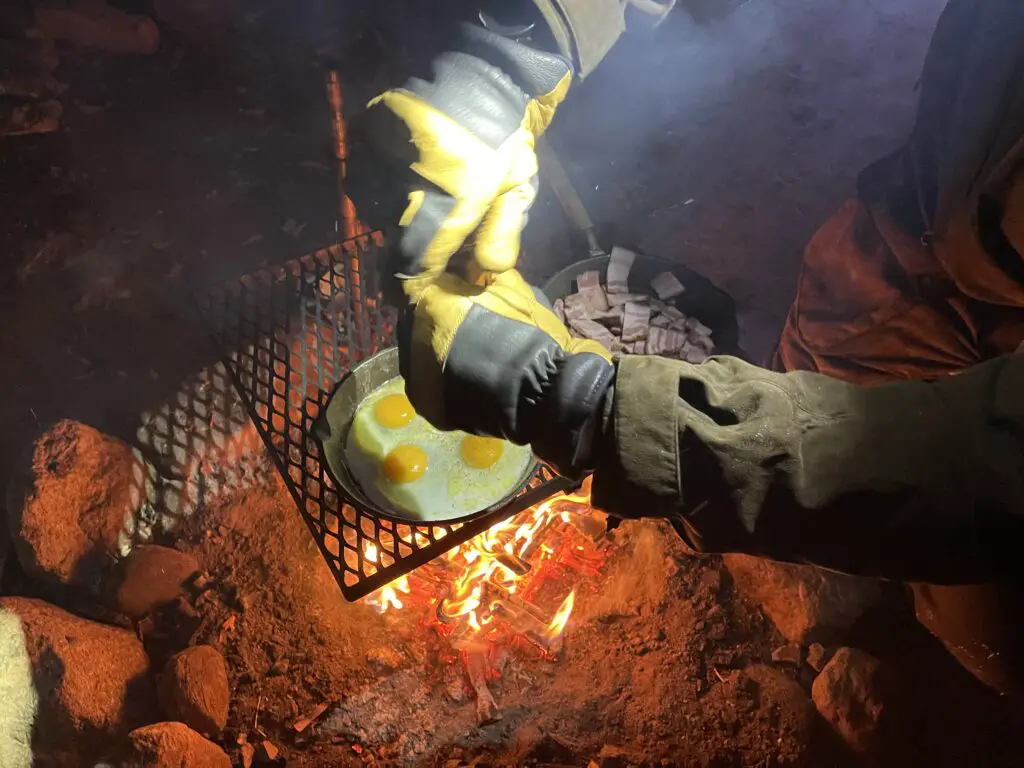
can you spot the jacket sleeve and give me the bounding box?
[591,353,1024,585]
[530,0,675,78]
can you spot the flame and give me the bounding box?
[544,590,575,640]
[363,480,602,649]
[371,574,409,614]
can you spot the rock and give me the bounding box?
[718,666,821,764]
[116,545,199,617]
[771,644,802,666]
[257,739,280,762]
[125,722,231,767]
[6,420,159,599]
[806,642,829,672]
[0,597,154,761]
[0,609,35,768]
[159,645,230,735]
[812,647,884,753]
[240,742,256,768]
[723,555,880,644]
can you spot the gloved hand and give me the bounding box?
[350,23,572,303]
[400,269,615,475]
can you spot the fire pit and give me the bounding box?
[195,232,622,727]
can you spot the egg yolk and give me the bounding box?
[374,394,415,429]
[460,435,504,469]
[382,444,428,484]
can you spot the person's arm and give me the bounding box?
[592,353,1024,585]
[401,268,1024,587]
[521,0,675,78]
[350,0,674,303]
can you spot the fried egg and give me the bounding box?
[345,378,534,520]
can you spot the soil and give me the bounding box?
[3,1,1024,766]
[176,472,829,766]
[170,473,1024,767]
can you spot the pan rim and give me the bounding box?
[314,348,540,525]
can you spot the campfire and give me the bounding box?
[362,477,612,721]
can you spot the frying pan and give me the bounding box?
[313,348,539,524]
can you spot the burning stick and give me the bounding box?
[489,585,576,656]
[464,648,500,724]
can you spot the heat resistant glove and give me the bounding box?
[400,269,614,475]
[352,23,572,303]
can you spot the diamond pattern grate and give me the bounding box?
[196,234,574,601]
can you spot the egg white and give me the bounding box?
[345,378,534,520]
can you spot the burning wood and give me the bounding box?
[363,482,608,722]
[465,648,500,725]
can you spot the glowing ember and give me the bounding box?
[364,478,608,654]
[375,575,410,613]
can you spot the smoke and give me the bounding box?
[541,0,946,359]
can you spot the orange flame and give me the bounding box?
[543,590,575,640]
[364,480,601,646]
[370,574,409,614]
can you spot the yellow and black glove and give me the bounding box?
[400,269,614,476]
[351,23,572,303]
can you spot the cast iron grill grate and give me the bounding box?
[196,233,575,601]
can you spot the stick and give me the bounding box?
[464,649,500,725]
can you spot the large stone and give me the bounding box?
[0,597,155,762]
[712,665,821,764]
[5,420,158,599]
[116,545,199,618]
[125,722,231,768]
[811,647,884,753]
[159,645,230,735]
[0,609,35,768]
[723,555,880,644]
